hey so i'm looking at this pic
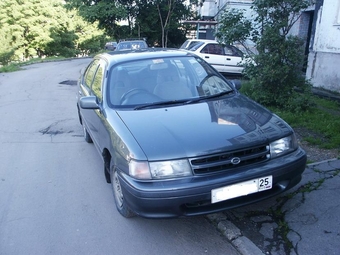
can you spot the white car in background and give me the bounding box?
[180,39,244,75]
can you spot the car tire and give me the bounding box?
[83,123,93,143]
[111,169,135,218]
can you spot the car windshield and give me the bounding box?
[107,56,234,108]
[180,40,202,50]
[187,42,205,51]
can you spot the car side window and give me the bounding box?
[212,45,223,55]
[224,46,234,56]
[201,44,223,55]
[92,63,105,102]
[84,60,100,90]
[201,44,212,54]
[224,46,243,57]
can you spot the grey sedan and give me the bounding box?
[77,49,306,218]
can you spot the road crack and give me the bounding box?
[224,168,340,255]
[39,119,75,136]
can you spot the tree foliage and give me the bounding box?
[136,0,192,47]
[0,0,106,64]
[65,0,128,37]
[216,0,313,111]
[0,0,196,65]
[66,0,194,47]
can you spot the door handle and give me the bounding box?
[226,58,231,61]
[205,56,210,59]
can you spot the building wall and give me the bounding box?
[199,1,254,25]
[200,0,253,17]
[215,0,253,17]
[199,0,254,42]
[306,0,340,92]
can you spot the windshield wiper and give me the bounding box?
[185,90,234,104]
[134,99,188,110]
[134,90,234,110]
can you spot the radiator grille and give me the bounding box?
[190,145,270,174]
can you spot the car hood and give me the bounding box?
[116,95,292,160]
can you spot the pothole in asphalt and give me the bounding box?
[59,80,77,86]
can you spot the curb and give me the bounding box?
[306,157,339,166]
[311,87,340,102]
[206,213,265,255]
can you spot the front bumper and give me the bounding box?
[118,148,307,218]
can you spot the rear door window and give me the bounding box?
[91,62,106,103]
[224,46,243,57]
[201,44,224,55]
[84,60,100,91]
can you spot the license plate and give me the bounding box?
[211,176,273,203]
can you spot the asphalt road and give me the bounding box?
[0,59,240,255]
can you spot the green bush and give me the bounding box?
[45,27,79,57]
[78,35,107,56]
[0,49,15,66]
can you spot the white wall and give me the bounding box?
[306,0,340,92]
[312,1,340,53]
[200,0,254,20]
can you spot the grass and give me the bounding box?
[0,52,105,73]
[0,63,21,72]
[269,96,340,149]
[0,56,68,73]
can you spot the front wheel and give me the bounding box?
[111,169,135,218]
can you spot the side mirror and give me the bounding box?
[230,79,242,90]
[79,96,100,109]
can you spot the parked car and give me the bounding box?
[105,41,117,51]
[77,48,306,218]
[115,39,148,51]
[180,39,244,75]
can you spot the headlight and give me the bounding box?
[129,159,192,180]
[150,159,192,179]
[270,134,298,158]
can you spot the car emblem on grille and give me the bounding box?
[231,157,241,165]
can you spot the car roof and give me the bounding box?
[118,40,146,44]
[96,48,194,66]
[118,38,146,42]
[186,39,218,43]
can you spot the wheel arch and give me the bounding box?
[103,148,112,183]
[77,103,83,125]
